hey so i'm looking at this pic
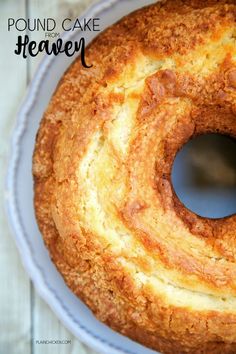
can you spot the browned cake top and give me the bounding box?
[33,1,236,353]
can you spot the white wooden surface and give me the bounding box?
[0,1,99,353]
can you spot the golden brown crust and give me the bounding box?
[33,1,236,353]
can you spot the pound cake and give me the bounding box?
[33,1,236,353]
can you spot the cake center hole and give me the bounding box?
[172,134,236,219]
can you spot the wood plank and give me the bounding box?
[27,1,98,353]
[0,1,31,354]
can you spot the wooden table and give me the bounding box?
[0,1,99,353]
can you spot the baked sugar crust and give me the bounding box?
[33,1,236,353]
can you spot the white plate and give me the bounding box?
[5,1,159,354]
